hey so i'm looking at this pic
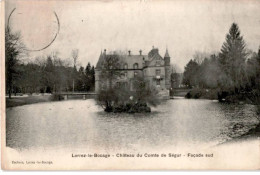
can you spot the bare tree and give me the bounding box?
[5,25,26,98]
[193,51,210,65]
[71,49,79,92]
[72,49,79,68]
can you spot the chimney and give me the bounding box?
[128,50,131,56]
[139,50,142,55]
[104,49,106,55]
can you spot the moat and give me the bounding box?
[6,98,259,152]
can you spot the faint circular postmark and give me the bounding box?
[7,8,60,52]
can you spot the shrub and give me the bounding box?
[50,94,64,101]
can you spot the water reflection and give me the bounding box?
[6,99,259,151]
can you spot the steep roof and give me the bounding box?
[96,47,167,69]
[145,48,164,66]
[118,55,148,69]
[95,52,105,69]
[96,53,148,69]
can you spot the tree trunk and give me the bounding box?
[8,89,11,99]
[73,80,75,93]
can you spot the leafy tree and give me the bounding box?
[183,59,199,88]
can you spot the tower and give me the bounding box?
[164,48,171,89]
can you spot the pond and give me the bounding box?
[6,98,259,152]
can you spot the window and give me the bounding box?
[124,72,127,78]
[156,69,161,75]
[156,79,160,86]
[117,82,127,89]
[124,63,128,69]
[122,82,127,89]
[156,61,161,66]
[133,63,139,69]
[134,71,138,77]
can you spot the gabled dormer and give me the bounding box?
[147,47,164,67]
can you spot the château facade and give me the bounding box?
[95,47,171,92]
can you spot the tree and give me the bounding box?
[183,59,199,88]
[5,26,26,98]
[132,75,159,107]
[43,56,55,93]
[100,54,121,89]
[85,62,91,75]
[84,62,92,91]
[71,49,79,92]
[76,66,85,91]
[96,54,121,111]
[219,23,248,91]
[193,51,210,65]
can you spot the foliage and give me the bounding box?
[99,54,121,89]
[5,26,26,98]
[219,23,248,90]
[96,54,160,112]
[182,59,199,88]
[8,55,95,95]
[132,75,160,107]
[182,23,260,104]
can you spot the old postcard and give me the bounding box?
[1,0,260,170]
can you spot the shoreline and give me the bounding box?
[6,95,52,108]
[5,93,97,108]
[219,123,260,146]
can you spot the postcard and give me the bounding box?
[1,0,260,170]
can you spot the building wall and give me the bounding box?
[164,56,171,89]
[95,49,171,92]
[95,67,168,92]
[144,66,166,90]
[95,69,100,92]
[95,69,144,92]
[164,65,171,89]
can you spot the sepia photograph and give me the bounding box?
[1,0,260,170]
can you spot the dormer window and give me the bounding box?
[133,63,139,69]
[156,61,161,66]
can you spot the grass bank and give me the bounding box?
[6,95,52,108]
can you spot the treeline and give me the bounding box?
[5,25,95,97]
[183,23,260,103]
[11,56,95,95]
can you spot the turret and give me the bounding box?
[164,48,170,66]
[164,48,171,89]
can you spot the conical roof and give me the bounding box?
[164,48,170,58]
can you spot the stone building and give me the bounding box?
[95,47,171,92]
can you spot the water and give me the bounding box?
[6,98,259,152]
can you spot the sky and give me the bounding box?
[5,0,260,72]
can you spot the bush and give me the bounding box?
[50,94,64,101]
[185,88,218,100]
[96,76,160,113]
[112,102,151,113]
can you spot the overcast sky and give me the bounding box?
[6,0,260,71]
